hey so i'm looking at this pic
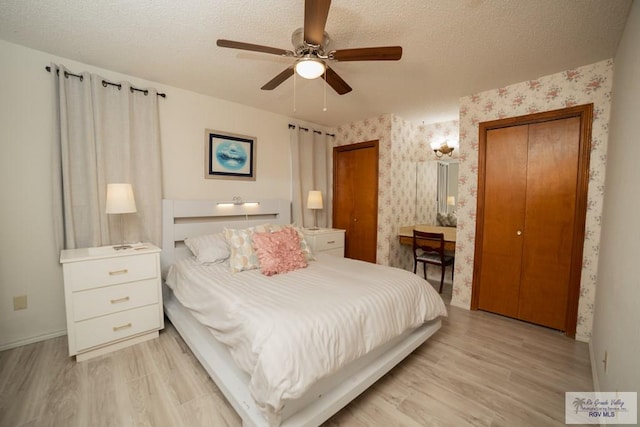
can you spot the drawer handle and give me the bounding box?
[327,240,335,244]
[112,323,132,332]
[110,296,130,304]
[108,269,128,276]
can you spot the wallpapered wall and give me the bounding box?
[451,59,613,341]
[333,116,459,275]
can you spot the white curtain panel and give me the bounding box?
[51,64,162,249]
[289,127,330,228]
[313,130,331,228]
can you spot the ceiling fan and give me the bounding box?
[216,0,402,95]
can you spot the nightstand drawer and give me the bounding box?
[74,304,160,352]
[322,247,345,257]
[71,278,159,321]
[313,233,345,252]
[65,253,157,291]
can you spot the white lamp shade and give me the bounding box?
[307,190,323,210]
[447,196,456,206]
[295,59,326,79]
[106,183,137,214]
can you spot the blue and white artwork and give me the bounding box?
[206,130,255,180]
[215,141,247,171]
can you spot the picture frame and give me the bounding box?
[204,129,257,181]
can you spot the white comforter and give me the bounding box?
[165,253,447,417]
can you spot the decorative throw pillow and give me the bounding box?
[224,224,271,273]
[252,227,307,276]
[436,212,448,226]
[184,233,229,264]
[267,224,315,261]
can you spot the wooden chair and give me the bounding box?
[412,230,455,293]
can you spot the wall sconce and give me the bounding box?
[431,141,455,158]
[307,190,324,230]
[106,183,137,250]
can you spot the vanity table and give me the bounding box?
[398,224,456,251]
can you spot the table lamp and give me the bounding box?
[106,183,137,250]
[447,196,456,212]
[307,190,323,230]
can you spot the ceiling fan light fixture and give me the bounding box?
[295,58,326,79]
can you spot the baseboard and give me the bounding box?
[589,340,600,392]
[0,329,67,352]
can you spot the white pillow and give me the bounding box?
[184,233,229,264]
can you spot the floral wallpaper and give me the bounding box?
[415,161,437,224]
[452,59,613,341]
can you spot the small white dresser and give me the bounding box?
[302,228,346,257]
[60,243,164,361]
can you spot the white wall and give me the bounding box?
[591,1,640,395]
[0,39,309,349]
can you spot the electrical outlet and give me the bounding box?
[13,295,28,310]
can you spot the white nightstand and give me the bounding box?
[60,243,164,361]
[302,228,346,257]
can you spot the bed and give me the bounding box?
[161,199,447,426]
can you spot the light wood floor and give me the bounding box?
[0,284,592,427]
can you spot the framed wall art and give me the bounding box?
[204,129,257,181]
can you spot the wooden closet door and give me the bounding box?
[333,141,379,263]
[518,117,581,329]
[472,105,591,337]
[477,126,529,317]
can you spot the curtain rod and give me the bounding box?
[288,123,334,137]
[45,66,167,98]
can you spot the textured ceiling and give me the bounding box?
[0,0,632,126]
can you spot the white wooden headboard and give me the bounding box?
[161,199,291,275]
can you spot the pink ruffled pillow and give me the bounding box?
[252,227,308,276]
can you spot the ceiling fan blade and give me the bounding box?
[217,39,292,56]
[261,67,295,90]
[304,0,331,46]
[331,46,403,61]
[324,66,352,95]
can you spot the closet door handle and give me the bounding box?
[516,230,522,236]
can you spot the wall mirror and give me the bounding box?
[414,159,458,225]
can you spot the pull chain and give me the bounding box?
[293,71,297,113]
[322,69,327,112]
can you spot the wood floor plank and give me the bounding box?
[127,373,184,427]
[0,285,593,427]
[179,393,241,427]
